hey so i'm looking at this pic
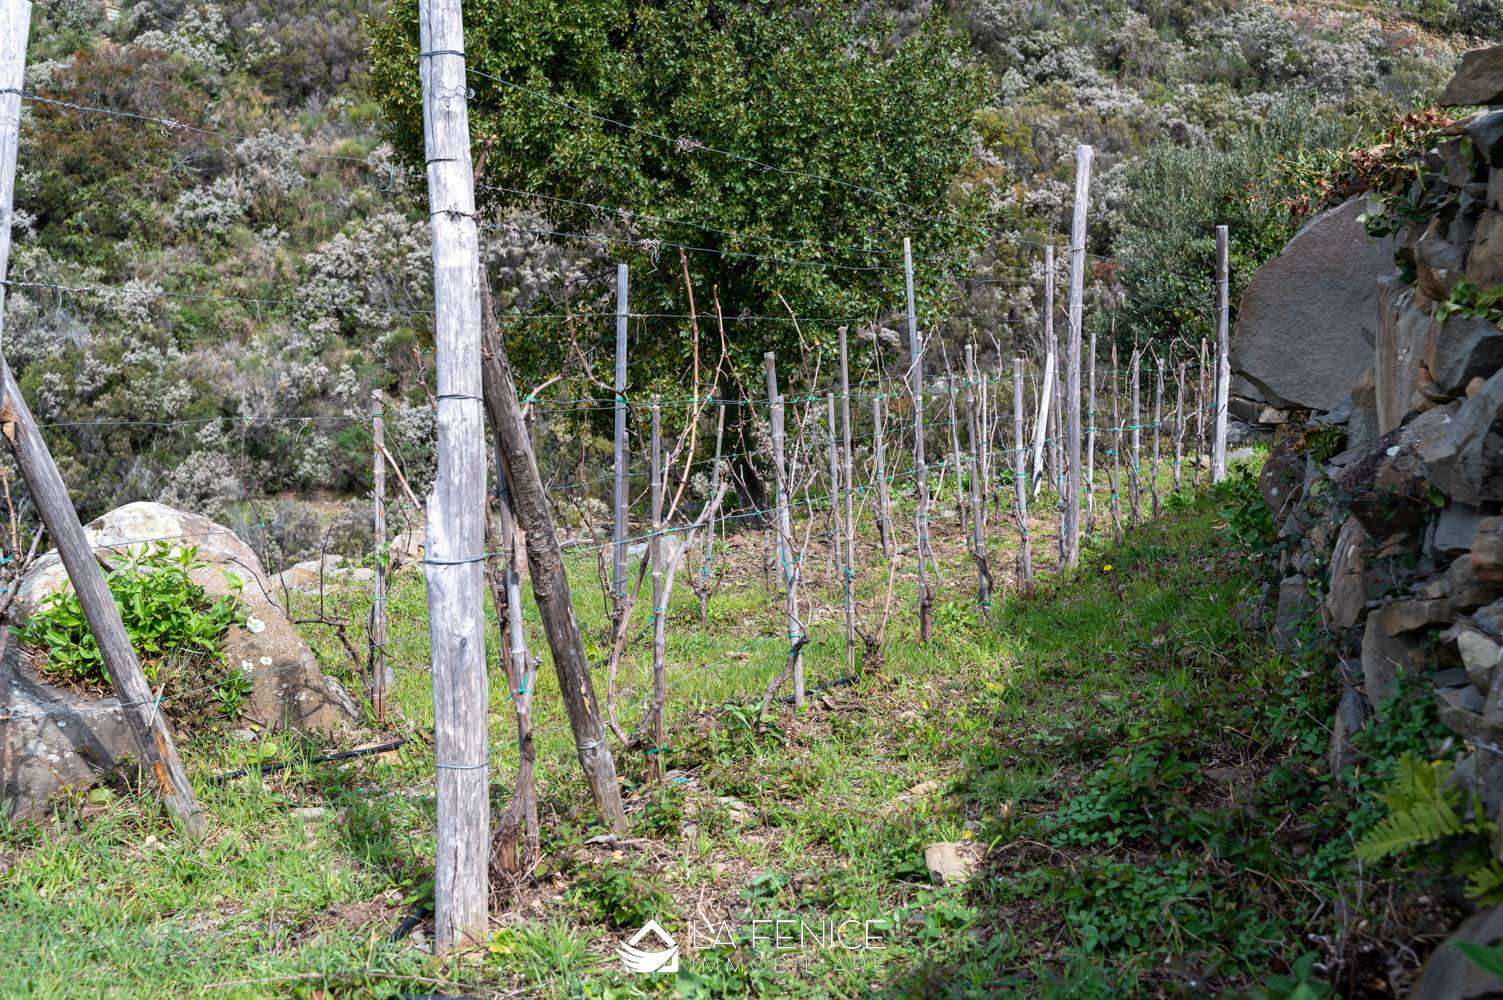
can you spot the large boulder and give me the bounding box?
[1230,197,1395,413]
[1439,45,1503,108]
[3,503,358,817]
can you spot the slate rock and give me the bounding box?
[1273,576,1317,656]
[1231,197,1393,412]
[1348,373,1380,452]
[1425,312,1503,400]
[1439,45,1503,107]
[1457,627,1502,690]
[1338,405,1456,537]
[1327,688,1371,781]
[1469,210,1503,288]
[1466,109,1503,168]
[1435,501,1487,556]
[1325,517,1370,631]
[1376,597,1455,636]
[1475,517,1503,583]
[1437,685,1489,741]
[1360,616,1430,707]
[1377,280,1433,432]
[1415,224,1466,302]
[1446,552,1503,611]
[1419,372,1503,505]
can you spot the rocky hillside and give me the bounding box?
[1,0,1488,564]
[1232,45,1503,990]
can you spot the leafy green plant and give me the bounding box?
[565,861,673,930]
[1062,860,1208,953]
[1216,466,1277,556]
[1356,753,1503,902]
[18,543,245,686]
[1437,280,1503,326]
[215,667,253,720]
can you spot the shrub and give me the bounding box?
[18,542,245,687]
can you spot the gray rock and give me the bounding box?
[1231,197,1394,412]
[1328,688,1370,781]
[4,502,358,817]
[923,841,983,886]
[1273,576,1316,656]
[1418,371,1503,505]
[1458,628,1502,690]
[1415,223,1466,302]
[1475,517,1503,583]
[1435,666,1472,688]
[1491,166,1502,211]
[1347,373,1380,452]
[1439,45,1503,107]
[1437,685,1488,741]
[1361,616,1429,706]
[1338,404,1456,537]
[1435,502,1488,557]
[1325,517,1370,631]
[1426,312,1503,400]
[1467,109,1503,168]
[1377,280,1433,431]
[1469,210,1503,288]
[1375,597,1454,636]
[1476,597,1503,635]
[1445,552,1503,611]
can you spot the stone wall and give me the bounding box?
[1236,46,1503,989]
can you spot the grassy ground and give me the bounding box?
[0,462,1459,997]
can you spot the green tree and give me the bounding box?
[369,0,989,397]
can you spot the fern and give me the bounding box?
[1355,754,1483,863]
[1465,860,1503,904]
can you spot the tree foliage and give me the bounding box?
[369,0,990,392]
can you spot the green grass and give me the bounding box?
[0,461,1459,996]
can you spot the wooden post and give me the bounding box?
[647,399,665,782]
[904,238,932,644]
[1109,343,1123,540]
[1151,357,1164,518]
[946,373,964,527]
[695,401,725,623]
[1030,245,1056,495]
[837,330,857,673]
[1213,224,1231,482]
[764,354,804,707]
[612,263,629,615]
[1011,356,1033,589]
[419,0,488,950]
[480,285,627,835]
[1063,144,1093,569]
[963,345,992,612]
[370,391,390,722]
[823,394,855,671]
[1194,339,1208,488]
[0,0,206,839]
[1173,362,1187,491]
[1128,350,1142,526]
[872,396,893,560]
[487,466,538,873]
[1085,326,1097,537]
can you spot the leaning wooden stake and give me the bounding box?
[479,281,627,835]
[904,238,933,644]
[1063,143,1093,569]
[1212,224,1231,483]
[1011,356,1033,589]
[0,0,208,841]
[764,354,805,707]
[419,0,490,948]
[963,345,992,613]
[370,391,390,722]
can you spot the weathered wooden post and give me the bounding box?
[1151,357,1164,518]
[612,263,629,617]
[1213,224,1231,483]
[370,391,389,721]
[1194,338,1208,488]
[419,0,490,949]
[837,330,857,672]
[646,399,666,782]
[1012,356,1033,589]
[1109,343,1123,540]
[1173,362,1187,491]
[963,345,992,612]
[1063,144,1093,569]
[1085,326,1098,536]
[764,354,804,706]
[904,238,932,643]
[1030,245,1056,495]
[872,395,893,560]
[823,393,855,670]
[1128,350,1142,526]
[0,0,207,840]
